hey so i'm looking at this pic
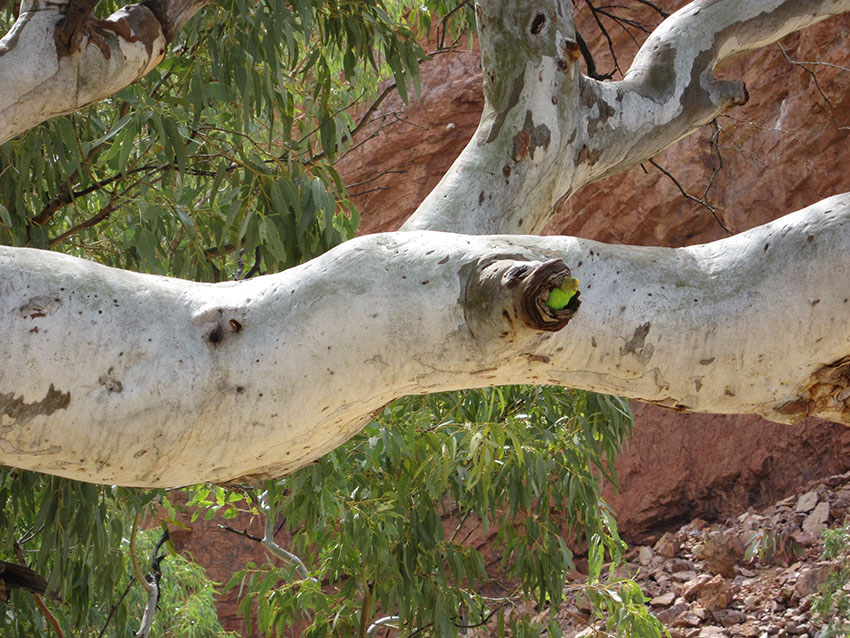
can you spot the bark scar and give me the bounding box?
[511,110,551,161]
[777,355,850,425]
[620,322,654,364]
[0,384,71,427]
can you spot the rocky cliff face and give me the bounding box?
[336,3,850,541]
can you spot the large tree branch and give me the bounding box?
[2,193,848,487]
[0,0,206,144]
[402,0,850,235]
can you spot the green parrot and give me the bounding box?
[545,276,579,311]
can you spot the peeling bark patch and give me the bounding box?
[580,80,615,137]
[620,322,654,364]
[699,358,715,365]
[0,384,70,426]
[485,70,525,143]
[561,38,580,63]
[19,296,62,319]
[229,319,242,332]
[522,353,550,364]
[576,144,602,166]
[513,129,531,161]
[778,355,850,424]
[512,110,551,162]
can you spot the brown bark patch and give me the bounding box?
[511,110,551,161]
[778,355,850,424]
[0,384,71,427]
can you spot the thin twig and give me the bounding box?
[346,169,405,190]
[777,43,849,133]
[437,0,471,51]
[349,186,389,198]
[218,523,263,543]
[96,580,135,638]
[649,158,732,235]
[633,0,669,18]
[582,0,621,76]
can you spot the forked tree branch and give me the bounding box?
[403,0,850,235]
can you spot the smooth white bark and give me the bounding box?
[403,0,850,235]
[0,0,204,144]
[2,194,849,486]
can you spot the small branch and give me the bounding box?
[436,0,471,51]
[345,169,405,190]
[217,523,263,543]
[257,491,310,579]
[129,514,152,595]
[135,529,169,638]
[582,0,622,76]
[358,581,374,638]
[349,185,389,198]
[307,83,397,164]
[452,604,501,629]
[634,0,669,18]
[366,615,400,637]
[648,158,732,235]
[134,575,158,638]
[96,580,134,638]
[48,194,120,246]
[575,31,614,81]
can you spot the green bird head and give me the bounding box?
[545,276,579,311]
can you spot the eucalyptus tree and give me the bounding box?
[1,0,850,635]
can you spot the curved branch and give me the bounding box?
[584,0,850,181]
[402,0,850,235]
[1,194,849,487]
[257,492,310,580]
[0,0,207,144]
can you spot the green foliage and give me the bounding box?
[0,0,442,278]
[812,524,850,636]
[186,386,662,637]
[0,471,233,636]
